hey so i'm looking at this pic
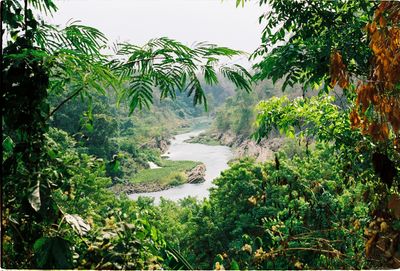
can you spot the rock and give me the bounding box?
[111,177,127,185]
[111,182,171,195]
[187,164,206,183]
[218,132,236,146]
[235,139,272,162]
[148,161,161,169]
[189,131,285,163]
[143,137,170,153]
[267,137,283,152]
[157,139,169,153]
[234,137,285,162]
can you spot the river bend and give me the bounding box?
[129,130,233,203]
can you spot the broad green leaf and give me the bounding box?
[151,226,158,241]
[33,237,73,269]
[2,136,14,153]
[231,259,240,270]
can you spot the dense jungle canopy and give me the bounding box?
[1,0,399,269]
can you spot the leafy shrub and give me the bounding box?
[175,142,376,269]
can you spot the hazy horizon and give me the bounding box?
[48,0,265,65]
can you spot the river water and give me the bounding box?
[129,130,233,203]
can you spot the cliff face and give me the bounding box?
[207,131,284,162]
[144,137,171,153]
[235,138,283,162]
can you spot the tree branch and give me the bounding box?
[46,87,83,121]
[24,0,28,34]
[272,246,347,258]
[124,56,165,66]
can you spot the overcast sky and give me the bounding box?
[49,0,264,60]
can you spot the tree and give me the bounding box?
[114,38,252,112]
[1,0,252,268]
[250,0,399,266]
[180,149,373,269]
[251,0,376,93]
[338,2,400,146]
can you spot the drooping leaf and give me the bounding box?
[64,214,91,236]
[28,181,41,212]
[165,245,194,270]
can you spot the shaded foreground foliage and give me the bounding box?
[153,144,373,269]
[152,134,398,269]
[1,0,250,268]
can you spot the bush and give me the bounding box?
[176,142,374,269]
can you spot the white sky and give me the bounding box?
[48,0,264,60]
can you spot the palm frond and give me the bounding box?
[114,37,252,114]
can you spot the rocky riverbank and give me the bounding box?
[186,131,284,162]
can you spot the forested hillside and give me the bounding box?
[187,80,302,145]
[2,0,400,270]
[49,79,233,181]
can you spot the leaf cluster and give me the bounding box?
[113,38,252,113]
[252,0,375,93]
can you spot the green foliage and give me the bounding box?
[2,0,252,267]
[254,95,349,142]
[2,5,121,267]
[77,214,166,270]
[33,237,73,269]
[2,34,53,269]
[214,85,269,138]
[114,38,252,112]
[49,87,206,183]
[4,0,399,270]
[252,0,375,92]
[35,21,118,104]
[39,128,170,269]
[211,80,304,140]
[165,244,195,270]
[173,144,375,269]
[253,94,400,186]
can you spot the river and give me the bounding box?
[129,130,233,203]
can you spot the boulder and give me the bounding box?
[157,139,169,153]
[187,164,206,183]
[143,137,170,153]
[219,132,236,146]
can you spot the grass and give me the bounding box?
[130,160,200,186]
